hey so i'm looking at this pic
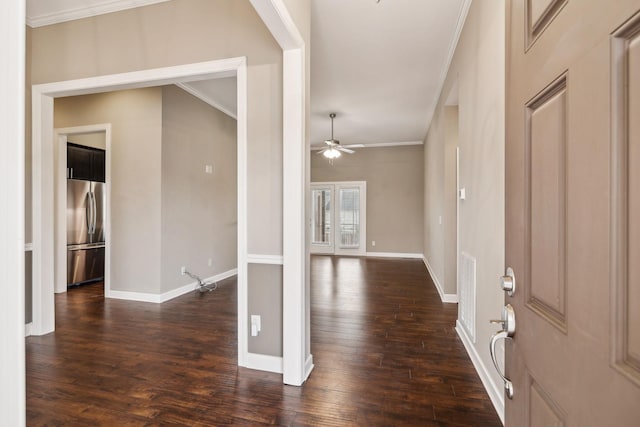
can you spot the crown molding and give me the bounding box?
[27,0,171,28]
[176,82,237,120]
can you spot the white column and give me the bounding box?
[282,47,306,385]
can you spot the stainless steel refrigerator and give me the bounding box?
[67,179,106,286]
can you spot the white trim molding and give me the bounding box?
[366,252,423,259]
[424,0,472,133]
[30,57,249,382]
[247,254,284,265]
[25,323,32,338]
[456,320,505,424]
[246,352,283,374]
[422,255,458,303]
[175,82,237,120]
[107,269,238,303]
[304,354,315,379]
[25,243,33,251]
[27,0,171,28]
[248,0,304,49]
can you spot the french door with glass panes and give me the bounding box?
[310,182,366,256]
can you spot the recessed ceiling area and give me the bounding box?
[311,0,469,147]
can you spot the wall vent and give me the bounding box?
[459,252,477,342]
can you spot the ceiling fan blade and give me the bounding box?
[343,144,364,148]
[337,147,355,154]
[317,148,329,154]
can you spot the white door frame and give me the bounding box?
[309,184,335,255]
[30,58,251,369]
[54,125,111,296]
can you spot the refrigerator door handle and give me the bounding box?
[85,192,92,233]
[91,190,97,235]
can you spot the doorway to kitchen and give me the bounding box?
[310,181,366,256]
[54,126,110,296]
[30,59,250,372]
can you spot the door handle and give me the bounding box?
[489,304,515,399]
[91,191,97,235]
[85,192,92,232]
[500,267,516,296]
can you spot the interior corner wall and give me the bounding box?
[311,145,424,254]
[160,85,237,293]
[424,115,445,287]
[444,106,459,295]
[423,0,506,396]
[54,88,164,294]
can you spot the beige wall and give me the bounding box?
[55,88,164,293]
[311,145,424,254]
[423,0,506,393]
[444,107,459,295]
[248,263,283,356]
[28,0,282,256]
[161,85,237,293]
[424,106,459,294]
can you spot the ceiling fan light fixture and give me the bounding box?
[323,147,341,159]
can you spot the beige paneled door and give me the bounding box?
[503,1,640,425]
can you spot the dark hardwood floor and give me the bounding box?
[26,256,501,426]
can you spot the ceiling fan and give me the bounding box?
[318,113,362,159]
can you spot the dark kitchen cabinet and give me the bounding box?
[67,143,105,182]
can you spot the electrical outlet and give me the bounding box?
[251,315,261,337]
[372,240,376,247]
[205,164,213,174]
[180,266,186,275]
[208,258,213,267]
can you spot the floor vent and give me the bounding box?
[459,252,477,343]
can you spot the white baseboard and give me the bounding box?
[107,268,237,304]
[366,252,423,259]
[422,256,458,303]
[25,322,32,337]
[304,354,314,382]
[245,352,283,374]
[456,320,505,425]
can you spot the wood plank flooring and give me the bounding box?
[26,256,501,426]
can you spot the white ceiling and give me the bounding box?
[26,0,469,148]
[310,0,468,147]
